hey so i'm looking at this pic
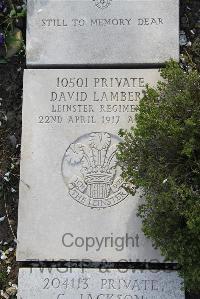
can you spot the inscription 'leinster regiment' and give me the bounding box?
[62,132,128,209]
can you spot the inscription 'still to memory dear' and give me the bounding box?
[41,17,164,27]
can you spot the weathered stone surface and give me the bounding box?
[17,69,163,262]
[18,268,185,298]
[27,0,179,66]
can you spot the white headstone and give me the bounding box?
[18,268,185,298]
[27,0,179,66]
[17,69,163,262]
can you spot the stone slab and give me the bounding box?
[17,69,163,262]
[27,0,179,66]
[17,268,185,298]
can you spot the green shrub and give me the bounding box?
[117,61,200,292]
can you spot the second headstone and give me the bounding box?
[27,0,179,66]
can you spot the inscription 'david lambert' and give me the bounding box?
[37,76,146,125]
[41,17,164,27]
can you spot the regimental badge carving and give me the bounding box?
[62,132,128,209]
[93,0,112,9]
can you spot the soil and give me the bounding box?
[0,54,25,296]
[0,0,200,298]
